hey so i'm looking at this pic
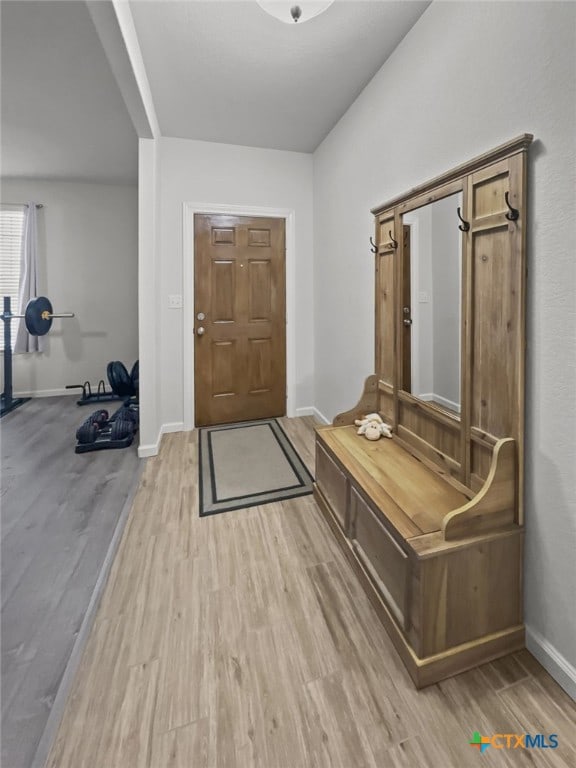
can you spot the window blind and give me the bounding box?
[0,208,25,350]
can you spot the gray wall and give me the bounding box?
[0,178,138,395]
[313,2,576,693]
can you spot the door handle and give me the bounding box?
[403,318,412,326]
[196,326,205,336]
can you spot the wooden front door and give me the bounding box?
[194,214,286,426]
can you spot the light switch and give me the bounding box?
[168,294,183,309]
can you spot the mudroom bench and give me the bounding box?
[314,419,523,688]
[313,134,532,687]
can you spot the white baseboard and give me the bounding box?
[418,392,460,413]
[526,624,576,701]
[312,407,330,425]
[418,393,461,413]
[14,388,76,398]
[138,440,160,458]
[295,406,315,417]
[295,406,331,424]
[162,421,184,434]
[138,421,184,458]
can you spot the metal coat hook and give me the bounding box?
[504,191,519,221]
[389,230,398,249]
[369,236,377,254]
[457,207,470,232]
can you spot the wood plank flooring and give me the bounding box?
[1,396,141,768]
[44,417,575,768]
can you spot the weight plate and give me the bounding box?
[107,361,133,397]
[114,406,138,425]
[25,296,53,336]
[111,418,134,441]
[76,423,98,444]
[130,360,139,394]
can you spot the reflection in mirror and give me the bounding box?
[403,192,462,414]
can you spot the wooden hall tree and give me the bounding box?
[314,135,533,687]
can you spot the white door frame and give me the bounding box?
[182,202,296,431]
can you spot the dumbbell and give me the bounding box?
[113,406,138,426]
[75,410,110,444]
[110,418,135,441]
[76,410,136,444]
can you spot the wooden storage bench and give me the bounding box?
[313,136,532,686]
[314,424,524,688]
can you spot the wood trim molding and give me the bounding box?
[398,390,460,431]
[371,134,533,215]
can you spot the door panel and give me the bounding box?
[212,261,236,322]
[194,214,286,426]
[248,260,272,321]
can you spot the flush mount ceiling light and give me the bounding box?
[256,2,335,24]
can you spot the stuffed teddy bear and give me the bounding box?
[354,413,393,441]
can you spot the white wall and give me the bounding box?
[0,178,138,396]
[313,2,576,694]
[156,137,314,430]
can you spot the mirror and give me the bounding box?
[402,192,462,414]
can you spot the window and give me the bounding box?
[0,207,25,350]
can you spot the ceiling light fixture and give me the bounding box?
[256,2,335,25]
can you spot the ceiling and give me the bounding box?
[130,0,430,152]
[0,1,138,182]
[0,1,430,181]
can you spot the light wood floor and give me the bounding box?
[45,417,576,768]
[1,395,140,768]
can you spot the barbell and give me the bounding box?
[1,296,74,336]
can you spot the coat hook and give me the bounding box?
[504,191,519,221]
[457,207,470,232]
[369,236,377,254]
[389,230,398,249]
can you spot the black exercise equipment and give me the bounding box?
[87,409,109,427]
[66,379,123,406]
[66,359,139,406]
[74,402,139,454]
[106,361,135,398]
[76,423,98,445]
[1,295,74,418]
[111,419,134,441]
[130,360,139,392]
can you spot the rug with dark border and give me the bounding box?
[198,418,314,517]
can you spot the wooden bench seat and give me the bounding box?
[314,422,524,688]
[317,425,468,539]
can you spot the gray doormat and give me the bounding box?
[198,418,314,516]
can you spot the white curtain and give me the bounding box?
[14,202,43,354]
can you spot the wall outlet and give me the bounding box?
[418,291,431,303]
[168,294,182,309]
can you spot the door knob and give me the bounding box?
[196,326,205,336]
[403,318,412,326]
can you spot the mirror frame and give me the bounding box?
[371,134,532,506]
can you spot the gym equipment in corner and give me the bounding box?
[66,359,139,406]
[74,402,139,453]
[1,295,74,418]
[65,379,122,406]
